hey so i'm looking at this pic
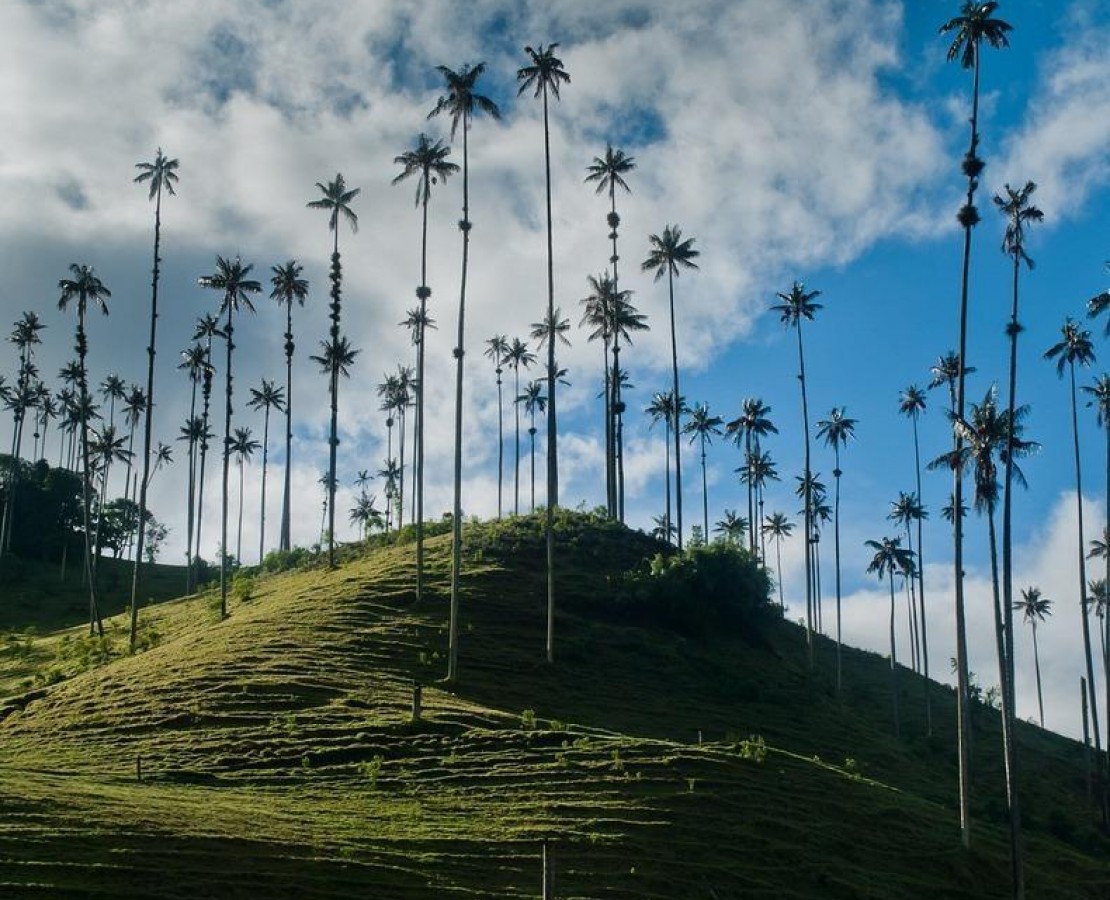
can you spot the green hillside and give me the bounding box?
[0,513,1107,898]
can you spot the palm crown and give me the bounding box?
[642,225,700,281]
[198,256,261,315]
[392,133,459,206]
[133,148,179,201]
[585,144,635,200]
[939,1,1013,70]
[517,44,571,100]
[428,62,501,137]
[307,173,360,235]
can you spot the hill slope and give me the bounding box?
[0,514,1107,898]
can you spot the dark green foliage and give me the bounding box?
[0,457,83,562]
[611,541,774,637]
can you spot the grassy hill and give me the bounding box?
[0,512,1107,898]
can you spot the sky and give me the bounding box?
[1,0,1109,741]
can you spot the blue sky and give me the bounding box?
[1,0,1109,739]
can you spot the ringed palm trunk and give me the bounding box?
[795,322,814,666]
[513,365,522,515]
[496,363,505,518]
[447,112,472,682]
[1032,620,1045,727]
[541,81,558,665]
[745,432,756,557]
[220,308,235,618]
[888,569,899,739]
[666,269,683,550]
[833,447,843,694]
[237,456,245,563]
[280,299,294,552]
[415,175,430,604]
[699,436,709,539]
[76,307,103,637]
[326,228,341,568]
[911,412,932,733]
[258,406,270,564]
[196,364,213,585]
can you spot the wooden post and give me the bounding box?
[411,681,422,724]
[1082,677,1092,802]
[542,840,554,899]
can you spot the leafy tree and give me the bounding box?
[865,536,916,739]
[772,282,822,664]
[270,260,308,553]
[518,43,570,667]
[1014,586,1051,728]
[817,406,857,693]
[642,225,700,549]
[57,264,111,637]
[683,402,723,539]
[394,132,458,598]
[247,379,285,564]
[198,256,261,618]
[939,0,1012,850]
[307,173,360,568]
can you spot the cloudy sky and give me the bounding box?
[2,0,1109,740]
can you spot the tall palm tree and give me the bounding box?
[772,283,822,664]
[307,174,359,568]
[90,423,132,564]
[518,44,569,667]
[129,147,178,647]
[198,256,261,617]
[1046,320,1102,788]
[683,402,723,539]
[248,379,285,564]
[581,273,618,516]
[430,61,501,678]
[1014,586,1052,728]
[889,491,928,673]
[726,398,778,558]
[310,332,361,535]
[866,536,916,739]
[192,314,221,580]
[394,132,458,598]
[350,492,383,540]
[100,374,126,432]
[121,386,145,506]
[744,449,780,564]
[899,383,933,729]
[1084,373,1110,763]
[484,334,511,519]
[270,260,308,553]
[646,390,681,542]
[178,412,207,587]
[585,147,636,515]
[763,512,794,612]
[229,426,260,565]
[642,225,700,549]
[817,406,857,693]
[1,311,45,553]
[518,380,546,512]
[714,509,748,546]
[939,0,1012,850]
[57,264,110,637]
[505,337,536,515]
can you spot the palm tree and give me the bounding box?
[100,374,126,431]
[198,256,261,617]
[817,407,857,693]
[377,458,401,530]
[57,264,110,637]
[270,260,308,553]
[505,337,536,515]
[178,413,207,587]
[484,334,511,519]
[939,1,1013,849]
[350,492,383,540]
[585,146,636,515]
[1084,372,1110,762]
[726,398,778,558]
[518,380,546,512]
[772,283,822,664]
[1,311,45,553]
[642,225,700,549]
[121,386,145,505]
[1046,319,1102,783]
[763,512,794,611]
[683,403,723,539]
[580,273,619,516]
[889,491,928,673]
[248,379,285,564]
[646,390,682,542]
[866,536,916,739]
[651,514,677,543]
[128,147,179,646]
[394,132,458,599]
[518,44,569,667]
[307,174,359,568]
[192,314,221,581]
[714,510,748,545]
[90,423,132,565]
[429,61,501,677]
[743,449,780,564]
[1014,586,1052,728]
[899,383,933,729]
[229,426,260,565]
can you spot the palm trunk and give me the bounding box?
[280,299,293,552]
[796,322,813,667]
[888,570,899,739]
[496,364,505,518]
[258,407,270,564]
[833,447,843,695]
[416,178,430,603]
[195,362,213,587]
[236,457,245,564]
[542,82,558,666]
[663,422,672,538]
[1032,621,1044,728]
[77,305,102,638]
[184,418,196,592]
[912,414,932,733]
[447,112,472,683]
[513,365,522,515]
[326,227,342,568]
[775,535,785,611]
[219,307,234,618]
[745,432,756,557]
[667,270,683,550]
[529,423,536,512]
[700,437,709,539]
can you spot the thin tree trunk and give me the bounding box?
[219,306,235,617]
[834,447,843,694]
[259,407,270,564]
[77,306,102,638]
[280,299,293,552]
[237,457,244,564]
[541,83,558,665]
[496,364,504,518]
[667,269,683,550]
[700,439,709,539]
[1032,621,1044,727]
[195,363,213,586]
[416,178,430,603]
[514,365,522,515]
[912,414,932,733]
[796,322,813,667]
[889,572,899,739]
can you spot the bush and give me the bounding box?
[608,541,774,638]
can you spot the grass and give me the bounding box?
[0,512,1107,897]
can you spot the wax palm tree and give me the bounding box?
[772,283,822,663]
[505,337,536,515]
[198,256,261,617]
[1045,320,1101,777]
[192,314,221,578]
[229,426,260,565]
[651,514,677,543]
[1084,373,1110,761]
[683,402,723,539]
[518,44,569,667]
[866,536,916,739]
[585,146,636,517]
[120,386,145,506]
[377,458,401,530]
[100,374,126,431]
[714,510,748,546]
[646,390,684,543]
[247,379,285,564]
[1,311,45,553]
[307,174,359,568]
[34,387,57,464]
[57,264,110,637]
[1014,587,1051,728]
[484,334,511,519]
[580,272,619,515]
[889,491,927,671]
[429,60,501,677]
[394,132,458,598]
[178,413,207,585]
[90,424,132,568]
[350,492,383,540]
[817,406,857,693]
[518,380,547,512]
[763,512,794,612]
[642,225,700,548]
[940,1,1012,848]
[270,260,308,553]
[726,398,778,558]
[742,449,780,564]
[1087,259,1110,331]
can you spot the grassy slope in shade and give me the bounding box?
[0,512,1106,898]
